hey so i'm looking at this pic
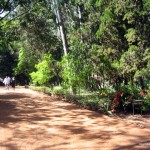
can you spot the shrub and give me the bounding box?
[29,86,52,95]
[51,86,65,96]
[142,89,150,112]
[30,54,54,85]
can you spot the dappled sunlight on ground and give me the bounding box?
[0,86,150,149]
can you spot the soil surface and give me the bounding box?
[0,86,150,150]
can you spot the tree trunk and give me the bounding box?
[53,0,68,56]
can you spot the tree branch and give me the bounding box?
[0,8,34,28]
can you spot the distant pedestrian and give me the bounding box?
[3,76,11,90]
[0,78,3,82]
[11,77,16,91]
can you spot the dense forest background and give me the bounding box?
[0,0,150,113]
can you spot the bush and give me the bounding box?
[142,89,150,112]
[29,86,52,95]
[80,99,99,110]
[109,84,149,113]
[30,54,54,85]
[51,86,65,96]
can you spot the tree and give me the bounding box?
[14,1,62,84]
[30,54,55,85]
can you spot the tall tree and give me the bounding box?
[52,0,68,56]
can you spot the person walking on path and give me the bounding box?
[3,76,11,90]
[11,77,16,91]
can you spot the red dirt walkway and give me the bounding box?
[0,86,150,150]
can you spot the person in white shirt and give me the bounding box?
[3,76,11,90]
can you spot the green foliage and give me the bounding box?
[120,45,140,74]
[30,86,52,95]
[51,86,65,96]
[13,1,62,84]
[109,82,150,113]
[80,98,100,110]
[125,28,137,45]
[96,8,113,37]
[142,88,150,112]
[15,46,37,77]
[59,55,79,89]
[30,54,54,85]
[59,53,91,92]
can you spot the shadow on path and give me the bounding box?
[0,88,150,150]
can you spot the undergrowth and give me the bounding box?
[29,85,150,115]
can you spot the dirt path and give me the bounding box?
[0,86,150,150]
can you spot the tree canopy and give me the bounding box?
[0,0,149,91]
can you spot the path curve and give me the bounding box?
[0,86,150,150]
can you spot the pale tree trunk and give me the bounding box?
[77,4,82,27]
[52,0,68,56]
[53,0,77,94]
